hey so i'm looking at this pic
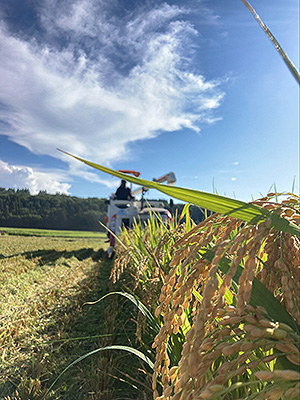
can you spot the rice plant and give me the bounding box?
[60,147,300,398]
[112,210,190,307]
[104,193,299,399]
[150,194,299,399]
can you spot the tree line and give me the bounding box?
[0,188,107,231]
[0,188,208,231]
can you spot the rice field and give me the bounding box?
[0,227,105,238]
[0,231,119,400]
[1,194,299,400]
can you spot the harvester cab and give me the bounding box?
[105,171,176,257]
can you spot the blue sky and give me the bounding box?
[0,0,299,201]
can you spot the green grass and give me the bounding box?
[0,227,107,238]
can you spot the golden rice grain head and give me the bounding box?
[284,386,300,399]
[216,361,232,376]
[170,393,182,400]
[222,342,241,356]
[198,389,213,399]
[173,323,179,335]
[263,203,277,210]
[159,291,166,302]
[199,344,215,357]
[286,353,300,366]
[236,295,246,314]
[155,304,163,318]
[176,305,184,317]
[229,316,245,326]
[273,370,300,381]
[243,324,258,333]
[228,241,240,255]
[255,371,274,380]
[152,379,157,391]
[216,327,232,339]
[169,366,178,380]
[229,365,247,379]
[264,387,284,400]
[275,342,299,353]
[177,371,190,390]
[185,327,195,343]
[244,314,259,325]
[283,208,296,218]
[240,342,256,352]
[245,359,261,370]
[163,385,173,397]
[242,287,254,305]
[182,298,190,310]
[165,284,173,296]
[236,243,248,258]
[216,308,227,317]
[259,319,276,328]
[262,354,277,363]
[189,362,199,378]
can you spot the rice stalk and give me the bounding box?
[150,195,300,399]
[240,0,300,84]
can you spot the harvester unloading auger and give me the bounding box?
[105,171,176,257]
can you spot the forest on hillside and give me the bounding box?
[0,188,107,231]
[0,188,207,231]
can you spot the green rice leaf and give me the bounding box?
[42,345,153,399]
[180,203,192,232]
[200,248,300,335]
[58,150,300,237]
[192,288,203,303]
[217,273,234,305]
[86,291,160,331]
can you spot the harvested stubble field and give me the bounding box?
[0,232,120,400]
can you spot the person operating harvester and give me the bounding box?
[115,180,133,200]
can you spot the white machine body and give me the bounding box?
[105,172,175,256]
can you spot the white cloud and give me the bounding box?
[0,1,224,181]
[0,160,71,195]
[0,158,119,194]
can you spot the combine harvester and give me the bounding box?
[105,171,176,257]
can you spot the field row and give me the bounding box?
[0,227,106,238]
[0,234,118,399]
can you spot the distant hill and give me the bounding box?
[0,188,207,231]
[0,188,107,231]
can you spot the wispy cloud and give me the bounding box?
[0,0,224,182]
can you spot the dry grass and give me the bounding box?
[0,234,119,400]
